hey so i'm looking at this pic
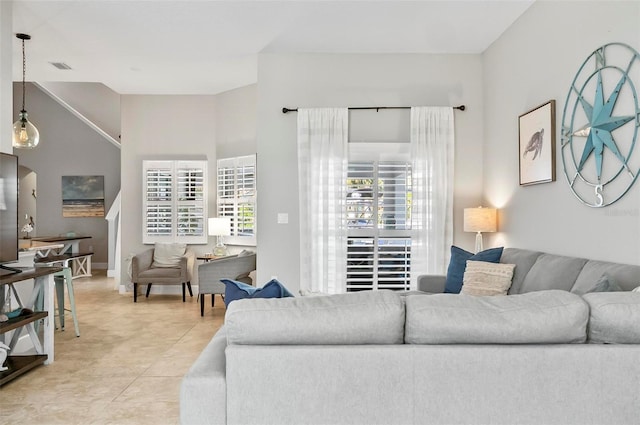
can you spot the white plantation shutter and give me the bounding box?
[216,154,257,246]
[143,160,207,244]
[346,154,412,292]
[145,166,173,237]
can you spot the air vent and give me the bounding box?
[49,62,72,70]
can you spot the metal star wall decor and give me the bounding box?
[561,42,640,207]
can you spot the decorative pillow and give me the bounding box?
[633,286,640,293]
[237,249,254,257]
[152,243,187,268]
[586,273,623,293]
[460,260,516,296]
[222,278,294,306]
[445,246,504,293]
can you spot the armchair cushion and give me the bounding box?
[152,242,187,268]
[132,246,194,285]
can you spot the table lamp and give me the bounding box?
[209,217,231,256]
[463,207,497,253]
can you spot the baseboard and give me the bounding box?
[93,262,107,270]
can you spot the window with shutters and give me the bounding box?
[217,154,257,246]
[143,160,207,244]
[346,144,411,292]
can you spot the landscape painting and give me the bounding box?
[62,175,105,217]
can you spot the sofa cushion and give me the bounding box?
[500,248,544,294]
[460,260,515,296]
[517,254,587,294]
[152,242,186,267]
[583,292,640,343]
[405,290,588,344]
[445,246,504,293]
[572,260,640,293]
[222,278,293,306]
[225,290,405,345]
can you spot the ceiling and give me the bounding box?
[12,0,534,95]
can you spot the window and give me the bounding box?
[346,144,412,291]
[217,154,257,246]
[143,160,207,244]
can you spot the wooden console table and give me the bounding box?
[30,235,93,279]
[0,267,60,386]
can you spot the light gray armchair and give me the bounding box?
[131,247,196,302]
[198,253,256,316]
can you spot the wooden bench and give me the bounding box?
[34,252,93,279]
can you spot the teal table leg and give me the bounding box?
[55,276,65,330]
[53,268,79,337]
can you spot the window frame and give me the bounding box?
[346,142,412,292]
[216,154,257,247]
[142,159,208,244]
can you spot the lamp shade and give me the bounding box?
[463,207,497,233]
[208,217,231,236]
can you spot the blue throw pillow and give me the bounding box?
[444,246,504,294]
[221,278,294,306]
[586,274,622,293]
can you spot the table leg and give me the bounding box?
[30,274,55,364]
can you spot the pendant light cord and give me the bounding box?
[21,37,26,112]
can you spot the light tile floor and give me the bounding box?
[0,271,223,424]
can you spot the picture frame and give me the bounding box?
[61,175,105,217]
[519,100,556,186]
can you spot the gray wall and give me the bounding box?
[12,83,121,266]
[38,82,121,142]
[17,165,36,238]
[215,84,257,159]
[256,53,485,293]
[483,0,640,265]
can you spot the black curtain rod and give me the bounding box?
[282,105,465,114]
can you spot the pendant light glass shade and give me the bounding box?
[12,33,39,149]
[13,110,39,148]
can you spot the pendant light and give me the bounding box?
[12,33,39,149]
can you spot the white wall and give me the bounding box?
[120,95,217,286]
[0,1,12,154]
[256,53,484,293]
[483,1,640,265]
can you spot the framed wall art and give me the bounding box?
[519,100,556,186]
[62,175,105,217]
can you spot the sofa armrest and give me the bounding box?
[417,274,446,293]
[131,248,154,280]
[180,327,227,425]
[183,249,196,282]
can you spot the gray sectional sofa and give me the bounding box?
[180,248,640,425]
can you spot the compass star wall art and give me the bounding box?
[561,42,640,208]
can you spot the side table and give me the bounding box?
[0,267,61,386]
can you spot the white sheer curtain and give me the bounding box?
[410,107,455,289]
[297,108,349,294]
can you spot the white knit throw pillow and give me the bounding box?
[152,243,187,268]
[461,260,516,296]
